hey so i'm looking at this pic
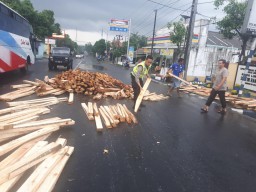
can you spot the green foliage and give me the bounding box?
[56,34,78,52]
[85,43,93,54]
[214,0,248,62]
[167,19,186,61]
[2,0,62,39]
[93,39,106,55]
[129,33,147,51]
[214,0,247,39]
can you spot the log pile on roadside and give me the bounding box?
[81,102,138,131]
[0,70,169,102]
[49,70,134,99]
[0,96,75,192]
[180,85,256,111]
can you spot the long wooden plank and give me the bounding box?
[168,73,198,88]
[37,147,74,192]
[134,78,151,112]
[7,97,58,106]
[100,106,116,127]
[68,92,74,104]
[104,106,119,124]
[16,139,67,192]
[23,80,40,86]
[11,84,32,89]
[3,90,35,101]
[116,105,126,122]
[0,141,62,185]
[119,104,131,123]
[0,126,59,157]
[93,103,99,116]
[88,102,93,115]
[81,103,94,120]
[95,115,103,132]
[99,108,112,128]
[17,146,69,192]
[0,140,49,192]
[37,89,62,97]
[0,108,50,123]
[123,104,138,124]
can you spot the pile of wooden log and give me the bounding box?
[0,96,75,191]
[49,70,134,99]
[81,102,138,131]
[180,85,256,111]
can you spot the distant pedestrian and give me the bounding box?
[167,58,184,97]
[201,59,228,114]
[131,55,153,110]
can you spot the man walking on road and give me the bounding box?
[201,59,228,114]
[131,55,153,110]
[167,58,184,97]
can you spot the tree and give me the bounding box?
[93,39,106,55]
[56,34,78,52]
[129,33,147,51]
[85,43,93,54]
[214,0,248,62]
[167,19,187,62]
[2,0,62,39]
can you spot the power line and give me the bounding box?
[134,1,191,34]
[140,5,191,37]
[147,0,190,11]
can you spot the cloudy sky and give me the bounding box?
[30,0,225,44]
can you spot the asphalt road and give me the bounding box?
[1,56,256,192]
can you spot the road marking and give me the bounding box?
[74,60,83,70]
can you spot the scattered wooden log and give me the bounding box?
[99,108,112,128]
[0,126,60,157]
[134,78,151,112]
[36,146,74,192]
[81,103,94,120]
[68,92,74,104]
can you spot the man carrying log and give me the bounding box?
[201,59,228,114]
[131,55,153,110]
[167,58,185,97]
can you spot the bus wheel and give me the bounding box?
[20,63,28,73]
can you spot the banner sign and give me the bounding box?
[235,65,256,91]
[109,19,129,32]
[128,46,134,61]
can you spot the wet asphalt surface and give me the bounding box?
[0,56,256,192]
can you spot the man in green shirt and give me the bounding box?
[131,55,153,110]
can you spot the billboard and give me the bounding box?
[109,19,129,32]
[242,0,256,34]
[235,65,256,91]
[45,38,56,45]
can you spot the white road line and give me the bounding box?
[74,60,83,70]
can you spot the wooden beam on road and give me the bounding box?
[134,78,151,112]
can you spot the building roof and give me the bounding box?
[206,31,242,49]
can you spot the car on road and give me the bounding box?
[75,54,84,59]
[48,47,73,70]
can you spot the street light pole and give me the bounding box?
[184,0,198,80]
[151,9,157,56]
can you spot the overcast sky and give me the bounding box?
[30,0,225,44]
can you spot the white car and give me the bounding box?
[75,54,84,59]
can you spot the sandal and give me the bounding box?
[201,108,208,113]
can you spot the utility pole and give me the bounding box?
[127,19,132,57]
[184,0,198,80]
[151,9,157,56]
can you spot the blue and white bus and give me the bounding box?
[0,1,35,73]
